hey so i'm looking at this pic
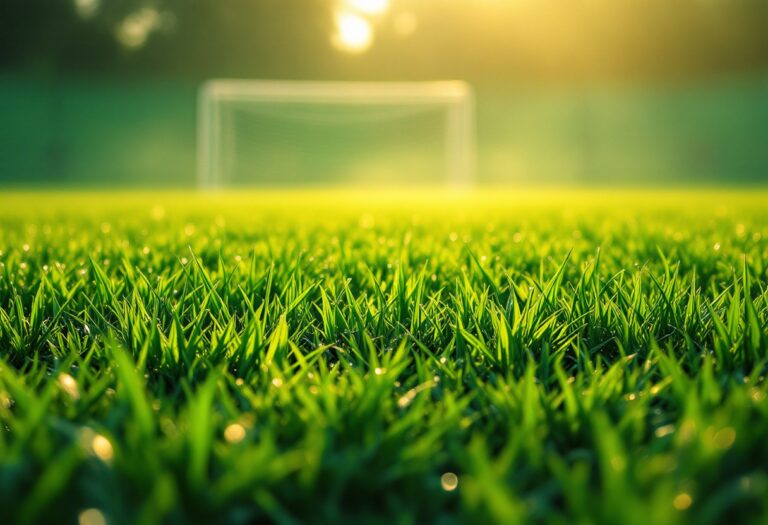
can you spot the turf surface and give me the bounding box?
[1,190,767,525]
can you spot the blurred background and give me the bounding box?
[2,0,768,188]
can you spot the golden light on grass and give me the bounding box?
[332,11,374,54]
[58,373,80,400]
[0,391,11,409]
[79,508,106,525]
[397,391,415,408]
[116,8,160,49]
[224,423,246,444]
[750,388,766,402]
[440,472,459,491]
[654,424,675,438]
[713,426,736,449]
[673,492,693,511]
[91,434,114,462]
[73,0,99,19]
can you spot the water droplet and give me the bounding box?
[91,434,114,462]
[79,508,106,525]
[224,423,246,444]
[58,373,80,400]
[655,424,675,438]
[673,492,692,511]
[713,427,736,449]
[440,472,459,491]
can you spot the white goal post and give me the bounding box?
[197,79,476,188]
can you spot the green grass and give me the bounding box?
[1,190,767,525]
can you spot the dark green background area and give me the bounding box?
[3,0,768,187]
[2,74,768,187]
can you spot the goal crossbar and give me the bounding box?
[198,79,476,188]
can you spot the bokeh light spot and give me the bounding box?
[92,434,114,462]
[73,0,99,19]
[441,472,459,491]
[58,373,80,400]
[224,423,246,443]
[673,492,693,511]
[79,508,106,525]
[393,11,418,37]
[332,11,374,54]
[344,0,390,16]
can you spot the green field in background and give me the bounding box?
[1,190,767,524]
[2,75,768,187]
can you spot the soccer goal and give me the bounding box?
[197,80,475,189]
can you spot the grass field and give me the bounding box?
[1,190,767,525]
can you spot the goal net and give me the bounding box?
[197,80,475,189]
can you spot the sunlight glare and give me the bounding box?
[332,11,374,54]
[116,8,160,49]
[344,0,390,16]
[74,0,99,19]
[393,11,418,37]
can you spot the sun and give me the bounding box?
[332,11,374,54]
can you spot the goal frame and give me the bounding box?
[197,79,476,189]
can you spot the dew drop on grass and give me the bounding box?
[440,472,459,491]
[655,425,675,438]
[58,373,80,400]
[673,492,692,511]
[0,391,12,409]
[79,508,106,525]
[713,427,736,449]
[91,434,114,462]
[224,423,246,444]
[397,394,413,408]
